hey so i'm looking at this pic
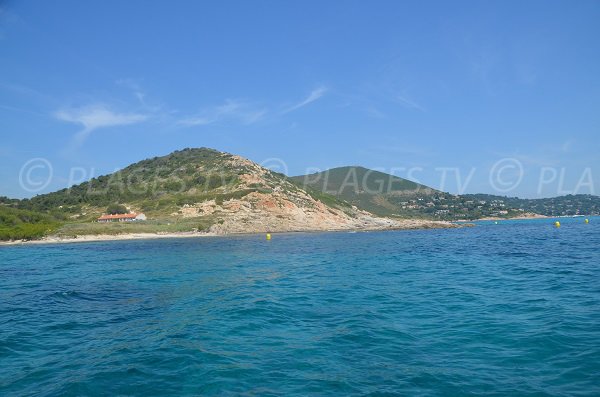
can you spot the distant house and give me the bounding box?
[97,213,147,223]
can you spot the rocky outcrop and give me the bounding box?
[170,151,456,233]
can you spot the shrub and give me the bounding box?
[106,204,129,215]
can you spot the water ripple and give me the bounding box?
[1,218,599,395]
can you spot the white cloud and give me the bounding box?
[177,86,327,127]
[178,99,266,127]
[282,86,328,114]
[561,139,574,153]
[55,104,148,145]
[116,78,150,107]
[396,94,425,112]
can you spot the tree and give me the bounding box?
[106,204,128,215]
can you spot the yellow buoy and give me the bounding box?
[585,218,589,224]
[266,233,271,240]
[554,221,560,228]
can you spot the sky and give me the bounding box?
[1,0,599,199]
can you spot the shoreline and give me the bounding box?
[6,214,594,246]
[0,221,467,246]
[469,214,549,221]
[463,214,592,222]
[0,231,217,246]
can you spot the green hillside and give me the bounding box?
[5,153,598,241]
[0,206,61,241]
[461,194,600,217]
[18,148,242,217]
[290,166,437,217]
[292,167,600,220]
[16,147,323,217]
[4,148,351,240]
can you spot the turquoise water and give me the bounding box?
[1,218,599,396]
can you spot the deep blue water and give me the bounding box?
[1,218,599,396]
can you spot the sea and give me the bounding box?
[1,217,599,396]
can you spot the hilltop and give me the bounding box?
[3,149,454,241]
[290,166,438,217]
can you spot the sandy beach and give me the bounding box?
[0,219,465,246]
[0,231,218,246]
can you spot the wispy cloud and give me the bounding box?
[55,104,148,146]
[116,78,153,108]
[340,82,425,115]
[179,86,327,127]
[54,83,324,144]
[395,93,425,112]
[178,99,266,127]
[561,139,574,153]
[282,86,328,114]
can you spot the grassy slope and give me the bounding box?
[54,216,218,237]
[4,148,238,239]
[4,148,354,240]
[290,166,437,217]
[293,168,600,219]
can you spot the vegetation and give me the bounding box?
[17,148,240,215]
[1,148,243,240]
[291,166,432,197]
[0,196,20,206]
[292,167,600,220]
[290,166,437,217]
[4,150,597,241]
[1,147,349,240]
[460,194,600,217]
[0,206,61,241]
[54,216,217,237]
[106,204,129,215]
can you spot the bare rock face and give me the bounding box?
[9,147,459,242]
[167,150,455,233]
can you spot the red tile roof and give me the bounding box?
[97,213,138,220]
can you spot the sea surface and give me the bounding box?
[1,217,599,396]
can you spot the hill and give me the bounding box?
[4,148,453,241]
[290,166,438,217]
[292,167,600,220]
[460,194,600,217]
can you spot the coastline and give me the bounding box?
[473,214,592,221]
[475,214,549,221]
[0,231,217,246]
[0,220,466,246]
